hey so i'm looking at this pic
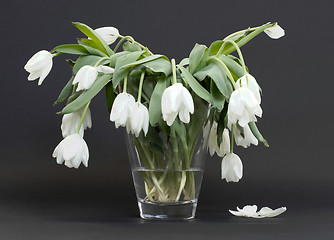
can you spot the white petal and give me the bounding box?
[264,25,285,39]
[239,205,258,217]
[94,26,120,45]
[258,207,287,217]
[97,65,114,74]
[229,209,245,217]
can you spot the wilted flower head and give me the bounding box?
[61,107,92,138]
[110,92,136,128]
[236,74,261,104]
[161,83,194,126]
[221,152,243,182]
[73,65,98,91]
[24,50,53,85]
[52,134,89,169]
[264,24,285,39]
[207,121,230,157]
[229,205,287,218]
[228,87,262,127]
[233,124,258,148]
[127,102,149,137]
[94,26,120,45]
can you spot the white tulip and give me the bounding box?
[24,50,53,85]
[264,24,285,39]
[61,107,92,138]
[73,65,98,91]
[221,153,243,182]
[228,87,262,127]
[94,26,120,45]
[207,122,230,157]
[127,102,149,137]
[229,205,287,218]
[110,92,136,128]
[52,133,89,169]
[233,124,258,148]
[236,74,261,104]
[161,83,194,126]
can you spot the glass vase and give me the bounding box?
[125,98,209,220]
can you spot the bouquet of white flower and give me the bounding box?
[24,22,284,219]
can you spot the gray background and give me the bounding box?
[1,0,333,239]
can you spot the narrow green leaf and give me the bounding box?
[113,51,145,88]
[178,58,189,67]
[72,22,113,56]
[120,54,167,70]
[189,44,207,74]
[110,51,131,67]
[142,58,172,76]
[218,55,245,78]
[194,61,233,98]
[62,74,112,114]
[54,76,74,105]
[66,59,75,67]
[178,66,213,105]
[123,41,142,52]
[105,81,115,113]
[210,80,225,110]
[53,44,89,55]
[77,38,108,55]
[249,121,269,147]
[223,23,273,55]
[149,76,167,126]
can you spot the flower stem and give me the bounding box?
[93,56,111,67]
[137,71,145,102]
[76,101,91,134]
[123,75,128,92]
[222,22,271,41]
[215,40,247,74]
[171,59,177,84]
[207,56,238,89]
[117,35,153,55]
[51,52,63,57]
[230,125,234,153]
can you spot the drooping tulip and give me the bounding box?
[221,152,243,182]
[161,83,194,126]
[94,27,120,45]
[127,102,149,137]
[228,87,262,127]
[73,65,98,91]
[52,134,89,169]
[110,92,136,128]
[236,74,261,104]
[207,121,230,157]
[61,107,92,138]
[233,124,258,148]
[24,50,53,85]
[264,24,285,39]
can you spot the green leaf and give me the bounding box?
[142,58,172,76]
[249,121,269,147]
[73,55,109,75]
[77,39,108,57]
[54,76,74,105]
[223,23,273,55]
[110,51,131,67]
[139,126,167,154]
[77,38,108,55]
[178,58,189,67]
[218,55,245,78]
[66,59,75,67]
[210,80,225,110]
[189,43,207,74]
[178,66,213,105]
[120,54,167,70]
[53,44,89,55]
[123,41,142,52]
[210,23,274,55]
[72,22,113,56]
[194,61,233,98]
[217,101,228,146]
[105,81,115,113]
[112,51,145,88]
[149,76,167,126]
[62,74,112,114]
